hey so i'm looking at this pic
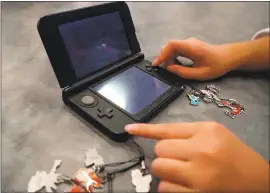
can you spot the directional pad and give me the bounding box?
[97,108,113,118]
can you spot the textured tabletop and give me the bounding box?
[1,2,269,192]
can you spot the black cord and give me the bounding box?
[112,160,141,175]
[128,138,145,160]
[103,157,140,168]
[108,139,144,174]
[128,138,150,175]
[107,173,114,193]
[101,138,144,169]
[104,138,146,192]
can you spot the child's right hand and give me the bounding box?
[152,38,239,81]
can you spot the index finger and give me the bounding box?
[124,123,199,139]
[152,40,194,66]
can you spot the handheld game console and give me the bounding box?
[37,2,187,141]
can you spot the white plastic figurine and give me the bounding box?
[85,148,104,167]
[131,168,152,192]
[27,160,67,192]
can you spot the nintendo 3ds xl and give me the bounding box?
[37,2,187,141]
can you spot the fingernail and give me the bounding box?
[125,124,137,132]
[167,66,173,71]
[152,59,159,66]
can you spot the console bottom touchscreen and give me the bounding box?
[92,66,171,115]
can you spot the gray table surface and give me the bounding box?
[1,2,269,192]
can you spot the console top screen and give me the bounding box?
[92,66,171,115]
[58,12,131,79]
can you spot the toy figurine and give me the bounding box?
[27,160,69,192]
[68,185,86,192]
[199,89,221,103]
[187,94,201,106]
[85,148,104,168]
[205,84,220,95]
[215,98,246,119]
[67,168,102,193]
[131,161,152,193]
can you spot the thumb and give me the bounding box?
[167,64,208,80]
[152,39,199,66]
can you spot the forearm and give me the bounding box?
[227,37,270,71]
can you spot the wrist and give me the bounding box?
[223,37,270,72]
[222,41,254,71]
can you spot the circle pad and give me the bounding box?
[81,96,95,106]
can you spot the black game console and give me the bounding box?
[37,2,187,142]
